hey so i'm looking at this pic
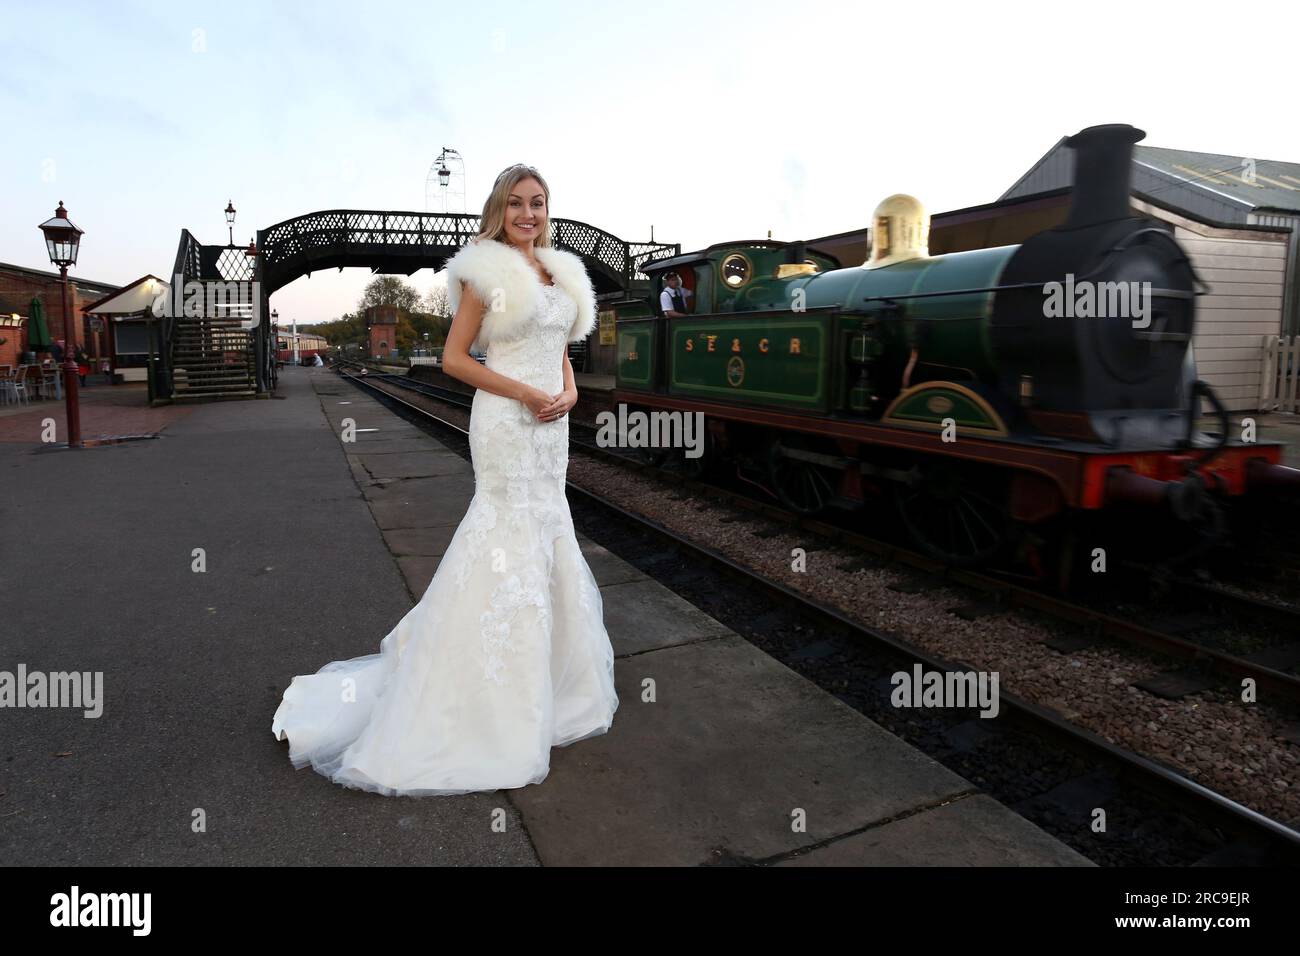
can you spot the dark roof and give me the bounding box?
[806,187,1078,247]
[641,239,841,273]
[0,260,121,295]
[639,249,709,273]
[1002,139,1300,222]
[1135,146,1300,214]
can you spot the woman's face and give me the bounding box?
[504,176,547,249]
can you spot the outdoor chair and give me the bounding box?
[36,364,61,400]
[2,365,30,406]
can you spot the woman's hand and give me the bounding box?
[519,385,559,421]
[534,387,577,423]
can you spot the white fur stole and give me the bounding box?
[444,238,597,354]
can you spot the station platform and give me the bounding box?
[0,379,192,442]
[573,371,614,391]
[1,366,1092,865]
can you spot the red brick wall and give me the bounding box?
[365,304,401,359]
[0,323,20,369]
[0,266,116,368]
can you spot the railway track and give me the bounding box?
[359,365,1300,707]
[335,364,1300,864]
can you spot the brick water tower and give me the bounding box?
[365,304,400,361]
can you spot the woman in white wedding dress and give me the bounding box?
[271,164,619,796]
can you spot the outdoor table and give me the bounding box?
[27,364,62,400]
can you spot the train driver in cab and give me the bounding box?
[660,271,693,317]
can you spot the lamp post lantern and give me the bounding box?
[425,146,465,213]
[37,201,85,449]
[225,200,236,247]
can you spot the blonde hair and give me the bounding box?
[476,164,552,248]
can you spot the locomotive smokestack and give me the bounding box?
[1063,124,1144,228]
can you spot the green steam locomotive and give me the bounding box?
[613,124,1296,567]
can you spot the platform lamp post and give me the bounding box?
[38,201,85,449]
[225,200,236,247]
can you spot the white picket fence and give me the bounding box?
[1259,334,1300,413]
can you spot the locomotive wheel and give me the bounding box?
[894,463,1009,566]
[767,436,837,515]
[659,428,712,481]
[673,445,709,480]
[633,446,669,468]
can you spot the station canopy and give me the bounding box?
[82,275,168,319]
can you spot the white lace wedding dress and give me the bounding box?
[272,282,619,796]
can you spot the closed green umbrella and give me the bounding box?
[26,297,51,352]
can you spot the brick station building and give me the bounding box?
[0,261,120,369]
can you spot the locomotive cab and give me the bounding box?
[643,241,839,318]
[619,241,841,397]
[649,252,706,316]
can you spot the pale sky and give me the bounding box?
[2,0,1296,326]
